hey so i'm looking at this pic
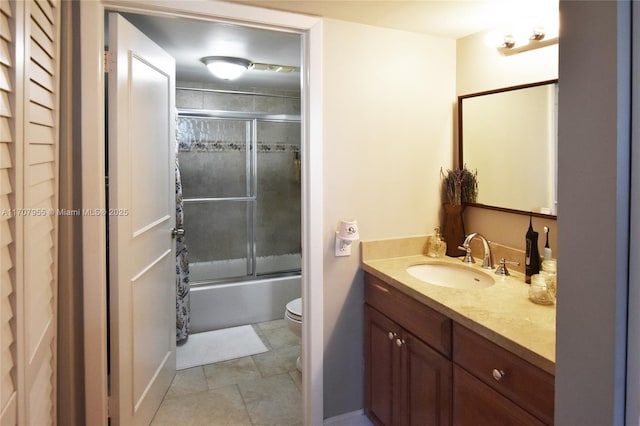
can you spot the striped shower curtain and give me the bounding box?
[176,155,190,345]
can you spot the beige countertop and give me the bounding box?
[361,236,556,375]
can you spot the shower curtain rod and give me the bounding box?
[177,108,301,123]
[176,86,300,99]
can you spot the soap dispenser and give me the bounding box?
[427,227,447,258]
[525,214,541,284]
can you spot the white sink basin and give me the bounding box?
[406,262,495,289]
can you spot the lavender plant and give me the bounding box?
[441,165,478,205]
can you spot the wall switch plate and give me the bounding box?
[335,232,351,257]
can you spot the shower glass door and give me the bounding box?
[255,120,302,275]
[178,115,255,282]
[177,111,301,284]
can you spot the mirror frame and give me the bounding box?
[458,79,558,219]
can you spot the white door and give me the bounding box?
[107,13,176,425]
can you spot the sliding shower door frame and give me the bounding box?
[178,108,301,284]
[248,117,256,277]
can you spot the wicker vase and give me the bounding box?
[443,203,466,257]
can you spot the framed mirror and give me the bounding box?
[459,80,558,218]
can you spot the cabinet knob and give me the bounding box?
[492,368,506,381]
[396,338,405,347]
[388,332,397,341]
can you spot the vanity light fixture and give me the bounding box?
[496,26,558,56]
[335,219,360,257]
[501,34,516,49]
[201,56,252,80]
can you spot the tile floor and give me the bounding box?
[151,320,302,426]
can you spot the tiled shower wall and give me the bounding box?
[176,81,301,267]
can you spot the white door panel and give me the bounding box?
[108,13,176,425]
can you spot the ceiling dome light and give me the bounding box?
[201,56,252,80]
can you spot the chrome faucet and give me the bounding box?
[459,232,493,270]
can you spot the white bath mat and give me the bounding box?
[177,325,268,370]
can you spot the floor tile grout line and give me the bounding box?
[233,383,256,426]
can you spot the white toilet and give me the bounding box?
[284,297,302,371]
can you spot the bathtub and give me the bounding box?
[188,256,302,333]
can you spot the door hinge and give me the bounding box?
[104,50,112,73]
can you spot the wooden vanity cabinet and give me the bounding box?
[364,274,452,426]
[363,272,556,426]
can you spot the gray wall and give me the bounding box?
[176,82,301,265]
[556,1,631,424]
[628,4,640,423]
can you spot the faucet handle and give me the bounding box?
[458,245,474,264]
[494,257,520,276]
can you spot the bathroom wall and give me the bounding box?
[556,1,632,423]
[321,19,455,417]
[456,28,559,252]
[175,84,301,266]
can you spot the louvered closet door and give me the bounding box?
[0,1,60,425]
[0,0,17,423]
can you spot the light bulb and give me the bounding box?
[206,62,247,80]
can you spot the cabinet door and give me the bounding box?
[364,305,401,426]
[453,365,546,426]
[400,333,452,426]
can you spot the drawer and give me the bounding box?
[453,323,554,425]
[453,365,545,426]
[365,273,451,357]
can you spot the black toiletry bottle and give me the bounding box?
[525,214,541,284]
